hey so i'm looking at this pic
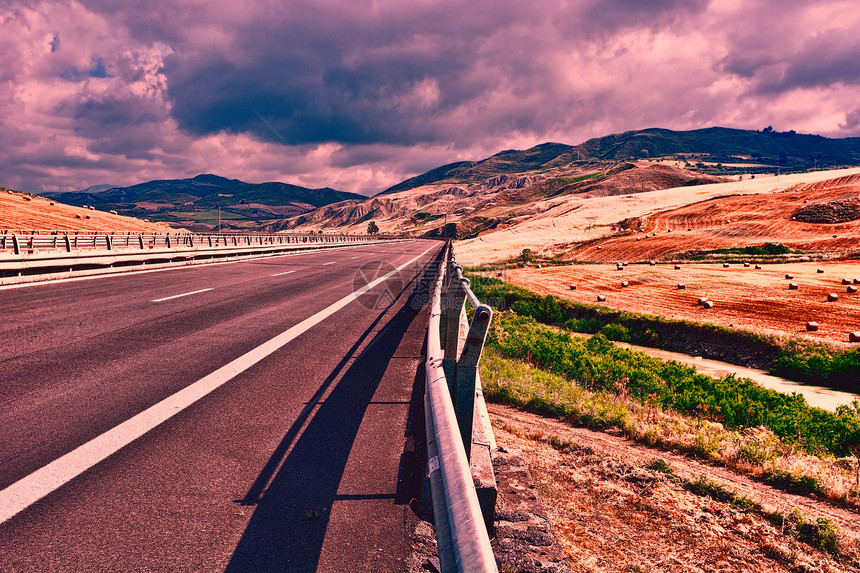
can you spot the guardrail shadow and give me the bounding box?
[225,259,440,572]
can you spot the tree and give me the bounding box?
[367,221,379,234]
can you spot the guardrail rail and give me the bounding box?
[424,243,498,573]
[0,230,393,282]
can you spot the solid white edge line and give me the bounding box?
[0,243,438,525]
[322,262,335,266]
[151,288,215,302]
[271,270,297,277]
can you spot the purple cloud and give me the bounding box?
[1,0,859,196]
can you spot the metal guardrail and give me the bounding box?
[0,231,378,255]
[0,231,392,281]
[424,244,497,573]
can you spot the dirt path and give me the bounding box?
[489,403,860,572]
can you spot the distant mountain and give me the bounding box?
[44,174,364,232]
[379,143,575,194]
[572,127,860,166]
[380,127,860,194]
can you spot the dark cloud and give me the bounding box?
[161,0,715,148]
[1,0,859,194]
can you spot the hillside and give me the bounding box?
[270,127,860,243]
[44,174,364,232]
[0,188,168,234]
[381,127,860,195]
[268,160,722,237]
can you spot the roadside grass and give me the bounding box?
[468,274,860,388]
[479,315,860,509]
[497,419,859,564]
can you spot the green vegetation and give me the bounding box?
[468,274,860,388]
[766,510,842,557]
[685,475,758,511]
[682,242,796,261]
[486,312,860,457]
[772,340,860,387]
[411,211,442,223]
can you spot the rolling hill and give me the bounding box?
[44,174,365,232]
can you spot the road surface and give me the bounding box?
[0,238,443,572]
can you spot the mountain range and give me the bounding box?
[44,174,365,232]
[42,127,860,233]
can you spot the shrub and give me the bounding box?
[487,312,860,457]
[599,323,631,342]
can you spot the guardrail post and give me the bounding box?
[105,235,112,250]
[12,234,20,255]
[453,304,492,459]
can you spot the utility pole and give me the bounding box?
[218,205,221,234]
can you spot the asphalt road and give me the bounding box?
[0,238,443,572]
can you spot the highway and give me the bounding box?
[0,238,443,572]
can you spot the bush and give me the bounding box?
[468,273,860,389]
[599,323,631,342]
[488,312,860,457]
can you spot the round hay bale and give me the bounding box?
[806,322,819,331]
[569,284,577,290]
[702,300,713,309]
[817,268,824,273]
[496,271,503,277]
[677,283,686,289]
[803,199,808,203]
[842,278,851,285]
[621,280,629,287]
[723,263,730,268]
[597,294,606,302]
[536,264,542,269]
[785,274,794,279]
[788,283,799,290]
[697,297,707,305]
[667,229,672,232]
[649,260,656,266]
[597,246,602,250]
[828,293,839,302]
[617,263,624,270]
[848,285,858,294]
[687,228,692,231]
[636,238,640,241]
[754,264,762,270]
[850,332,860,342]
[743,262,750,268]
[833,234,838,238]
[674,264,681,270]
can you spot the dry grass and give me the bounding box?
[491,405,860,572]
[481,348,860,510]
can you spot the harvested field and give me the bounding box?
[455,167,860,265]
[504,261,860,345]
[0,189,168,234]
[567,173,860,263]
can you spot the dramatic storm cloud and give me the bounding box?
[2,0,860,194]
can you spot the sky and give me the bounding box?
[2,0,860,196]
